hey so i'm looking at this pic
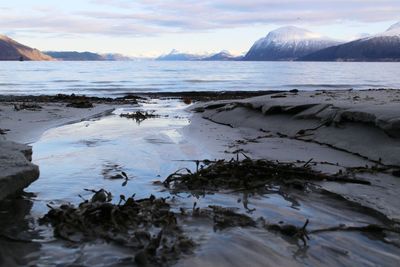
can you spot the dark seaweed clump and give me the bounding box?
[120,111,160,124]
[163,158,370,193]
[185,204,257,230]
[39,190,194,266]
[13,103,42,111]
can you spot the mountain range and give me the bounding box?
[45,51,104,61]
[156,49,242,61]
[1,21,399,61]
[202,51,243,61]
[44,51,135,61]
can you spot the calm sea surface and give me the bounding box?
[1,61,400,96]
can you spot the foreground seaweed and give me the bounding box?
[163,157,370,193]
[39,189,194,266]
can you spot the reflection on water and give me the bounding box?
[0,99,399,266]
[0,197,41,266]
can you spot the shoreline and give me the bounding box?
[0,90,283,104]
[1,89,400,265]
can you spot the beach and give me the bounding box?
[1,89,400,266]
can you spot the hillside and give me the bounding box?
[0,35,53,61]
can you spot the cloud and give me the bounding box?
[0,0,399,37]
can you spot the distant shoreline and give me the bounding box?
[2,88,400,103]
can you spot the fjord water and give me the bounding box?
[1,61,400,96]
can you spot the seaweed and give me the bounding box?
[13,103,42,111]
[264,219,400,247]
[0,128,10,135]
[163,157,370,193]
[101,163,130,186]
[39,190,194,266]
[188,204,257,230]
[266,219,310,245]
[120,111,160,124]
[66,100,93,108]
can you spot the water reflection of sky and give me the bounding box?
[29,100,195,204]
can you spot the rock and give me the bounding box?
[0,141,39,200]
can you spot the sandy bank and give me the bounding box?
[188,89,400,221]
[192,89,400,166]
[0,102,118,144]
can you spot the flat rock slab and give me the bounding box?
[0,140,39,200]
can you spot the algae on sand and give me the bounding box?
[163,157,370,193]
[40,190,194,266]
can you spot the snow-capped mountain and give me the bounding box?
[377,21,400,37]
[201,50,243,61]
[156,49,206,61]
[243,26,341,61]
[300,22,400,61]
[0,34,53,61]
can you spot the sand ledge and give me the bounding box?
[0,140,39,200]
[192,89,400,166]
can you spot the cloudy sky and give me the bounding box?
[1,0,399,56]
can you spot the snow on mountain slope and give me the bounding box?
[244,26,341,61]
[372,21,400,38]
[156,49,206,61]
[201,50,242,61]
[300,21,400,61]
[253,26,323,47]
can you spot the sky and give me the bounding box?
[0,0,399,57]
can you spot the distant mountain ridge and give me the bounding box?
[157,49,242,61]
[156,49,205,61]
[45,51,105,61]
[201,51,243,61]
[243,26,342,61]
[101,53,133,61]
[300,22,400,62]
[0,35,53,61]
[45,51,135,61]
